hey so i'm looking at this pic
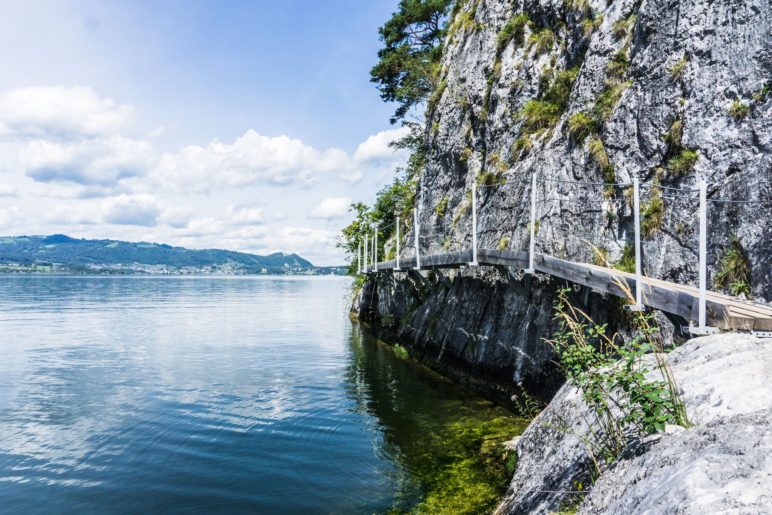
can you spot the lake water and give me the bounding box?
[0,276,523,514]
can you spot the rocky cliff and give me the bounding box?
[355,0,770,401]
[495,333,771,514]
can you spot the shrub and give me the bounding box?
[728,100,749,119]
[714,235,751,296]
[497,13,530,53]
[568,111,596,143]
[528,28,555,55]
[435,197,449,218]
[581,16,603,37]
[667,149,698,175]
[548,287,689,477]
[670,56,688,81]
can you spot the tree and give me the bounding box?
[370,0,454,124]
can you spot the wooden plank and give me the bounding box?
[478,249,529,268]
[368,247,771,332]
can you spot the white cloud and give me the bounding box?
[152,127,410,192]
[0,205,18,229]
[260,227,339,262]
[154,130,351,192]
[19,136,154,187]
[226,204,265,225]
[310,196,352,220]
[102,194,161,226]
[159,207,194,228]
[0,183,16,197]
[46,194,162,227]
[353,126,410,162]
[0,86,133,140]
[0,84,408,264]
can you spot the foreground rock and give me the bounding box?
[495,334,772,514]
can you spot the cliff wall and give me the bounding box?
[355,0,770,401]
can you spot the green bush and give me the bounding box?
[549,288,689,478]
[477,171,507,187]
[752,83,770,103]
[667,149,698,175]
[545,68,580,109]
[511,134,533,157]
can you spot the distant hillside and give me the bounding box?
[0,235,343,275]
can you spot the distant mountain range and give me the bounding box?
[0,235,346,275]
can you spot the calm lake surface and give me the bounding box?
[0,276,522,514]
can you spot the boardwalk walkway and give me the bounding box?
[357,176,772,336]
[366,249,772,336]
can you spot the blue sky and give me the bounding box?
[0,0,408,265]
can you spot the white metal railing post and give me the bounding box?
[469,182,479,266]
[357,241,362,274]
[630,177,644,311]
[414,208,421,269]
[525,172,537,274]
[396,217,401,270]
[363,232,368,274]
[374,229,378,272]
[699,180,707,330]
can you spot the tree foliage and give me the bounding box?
[370,0,454,123]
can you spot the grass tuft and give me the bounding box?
[728,100,749,120]
[670,56,688,81]
[667,149,698,175]
[714,235,751,296]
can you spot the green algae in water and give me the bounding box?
[408,414,528,514]
[347,326,530,514]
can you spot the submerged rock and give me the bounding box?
[495,334,772,514]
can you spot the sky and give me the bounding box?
[0,0,409,265]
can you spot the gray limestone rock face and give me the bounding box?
[577,411,771,514]
[355,0,770,433]
[404,0,771,300]
[495,334,772,514]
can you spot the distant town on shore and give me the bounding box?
[0,235,346,275]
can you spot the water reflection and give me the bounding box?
[0,276,523,513]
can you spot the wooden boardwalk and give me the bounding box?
[369,249,772,335]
